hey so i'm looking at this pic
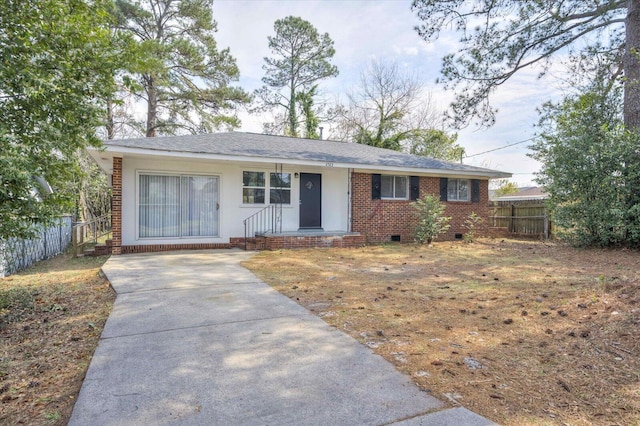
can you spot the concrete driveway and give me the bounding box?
[69,250,496,425]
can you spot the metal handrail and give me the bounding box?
[243,205,282,250]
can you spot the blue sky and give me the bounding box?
[213,0,564,185]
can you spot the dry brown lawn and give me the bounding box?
[243,239,640,426]
[0,253,114,425]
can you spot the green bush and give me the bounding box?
[412,194,451,244]
[531,87,640,247]
[462,212,483,243]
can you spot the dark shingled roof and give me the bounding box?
[102,132,510,177]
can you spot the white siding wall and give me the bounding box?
[121,156,349,246]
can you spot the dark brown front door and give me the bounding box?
[299,173,322,229]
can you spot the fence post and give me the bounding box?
[0,240,5,278]
[44,226,48,259]
[21,240,25,271]
[544,214,549,240]
[72,226,78,258]
[510,204,515,233]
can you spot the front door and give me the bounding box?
[299,173,322,229]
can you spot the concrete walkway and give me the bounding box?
[69,250,496,426]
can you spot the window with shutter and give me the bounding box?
[442,178,471,202]
[380,175,408,199]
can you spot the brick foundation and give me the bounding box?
[231,235,365,250]
[121,243,232,254]
[230,237,265,250]
[115,236,364,255]
[488,227,511,239]
[350,172,490,244]
[263,234,365,250]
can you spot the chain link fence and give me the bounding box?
[0,216,73,277]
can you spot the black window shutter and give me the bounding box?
[410,176,420,200]
[372,174,381,199]
[471,179,480,203]
[439,178,448,202]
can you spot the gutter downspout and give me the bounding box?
[347,168,352,232]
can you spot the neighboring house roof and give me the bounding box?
[494,186,548,201]
[89,132,511,179]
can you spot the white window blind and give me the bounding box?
[139,174,219,238]
[381,175,408,199]
[447,179,470,201]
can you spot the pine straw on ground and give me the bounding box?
[0,253,114,425]
[243,239,640,426]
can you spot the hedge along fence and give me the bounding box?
[489,200,551,238]
[0,216,73,277]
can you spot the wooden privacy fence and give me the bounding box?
[489,200,551,239]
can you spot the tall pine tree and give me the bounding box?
[257,16,338,137]
[113,0,250,137]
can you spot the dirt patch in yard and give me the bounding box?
[0,253,114,425]
[243,239,640,425]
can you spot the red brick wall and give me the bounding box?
[351,172,489,243]
[121,243,232,254]
[111,157,123,255]
[230,235,366,250]
[263,234,366,250]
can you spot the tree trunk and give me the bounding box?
[288,79,297,137]
[624,0,640,130]
[625,1,640,241]
[106,97,115,140]
[146,74,157,137]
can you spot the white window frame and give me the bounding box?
[381,175,409,200]
[137,172,220,239]
[242,171,266,205]
[447,178,470,202]
[242,170,292,205]
[269,172,292,205]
